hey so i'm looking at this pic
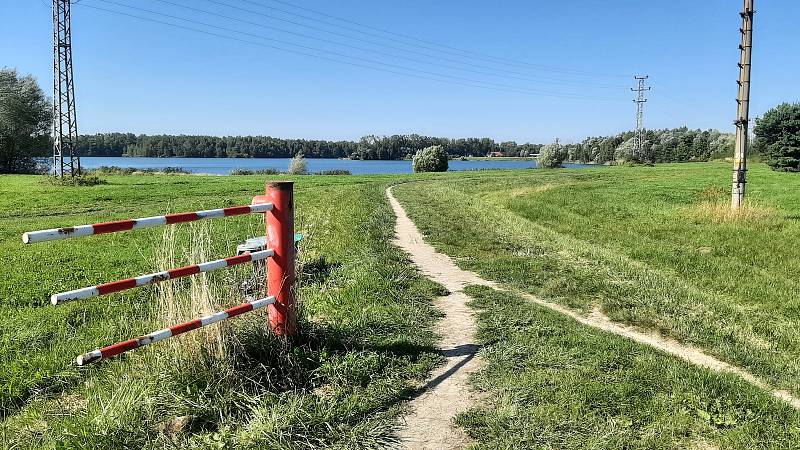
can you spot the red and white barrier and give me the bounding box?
[76,296,276,366]
[51,249,274,305]
[22,203,273,244]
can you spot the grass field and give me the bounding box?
[392,162,800,447]
[2,162,800,448]
[458,286,800,449]
[0,174,443,448]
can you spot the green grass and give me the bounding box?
[3,163,800,447]
[393,162,800,397]
[0,173,443,448]
[458,286,800,449]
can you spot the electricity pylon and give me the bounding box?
[53,0,81,177]
[631,76,650,160]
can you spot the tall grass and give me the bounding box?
[689,185,780,224]
[0,176,442,448]
[155,222,228,363]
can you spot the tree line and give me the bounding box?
[77,129,735,164]
[566,128,736,165]
[77,133,543,159]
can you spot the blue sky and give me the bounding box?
[2,0,798,143]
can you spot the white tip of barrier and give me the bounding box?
[52,287,99,305]
[76,349,102,366]
[22,233,31,244]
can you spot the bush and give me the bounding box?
[89,166,190,175]
[754,102,800,172]
[287,154,308,175]
[315,169,351,175]
[230,168,281,176]
[538,141,566,169]
[412,145,448,173]
[44,174,107,186]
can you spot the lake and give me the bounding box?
[79,157,592,175]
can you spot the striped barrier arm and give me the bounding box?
[76,296,276,366]
[51,249,274,305]
[22,203,273,244]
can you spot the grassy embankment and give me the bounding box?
[0,174,443,448]
[393,162,800,448]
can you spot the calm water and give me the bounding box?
[80,157,592,175]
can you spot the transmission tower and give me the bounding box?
[53,0,81,177]
[732,0,754,210]
[631,76,650,159]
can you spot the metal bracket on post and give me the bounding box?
[253,181,296,337]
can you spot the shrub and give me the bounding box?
[44,174,107,186]
[538,141,566,169]
[754,102,800,172]
[287,154,308,175]
[230,168,281,175]
[412,145,448,173]
[315,169,351,175]
[89,166,190,175]
[160,166,190,174]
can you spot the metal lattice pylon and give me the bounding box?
[52,0,81,177]
[631,76,650,159]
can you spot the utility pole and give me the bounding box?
[631,76,650,160]
[53,0,81,177]
[732,0,754,209]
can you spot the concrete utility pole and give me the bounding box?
[732,0,754,209]
[53,0,81,177]
[631,76,650,159]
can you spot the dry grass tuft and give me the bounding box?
[155,222,229,364]
[689,185,781,224]
[692,200,779,224]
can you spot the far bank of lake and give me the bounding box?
[79,157,592,175]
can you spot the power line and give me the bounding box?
[242,0,629,78]
[80,1,621,101]
[195,0,627,89]
[146,0,625,90]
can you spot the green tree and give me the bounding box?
[412,145,448,172]
[538,140,566,168]
[754,102,800,172]
[0,69,51,173]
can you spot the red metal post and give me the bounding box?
[255,181,296,336]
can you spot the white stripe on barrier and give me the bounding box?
[147,329,173,345]
[196,209,226,219]
[248,204,273,213]
[197,260,227,272]
[250,297,272,309]
[132,217,167,229]
[135,272,167,286]
[201,311,229,327]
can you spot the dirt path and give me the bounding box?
[387,186,799,447]
[387,187,492,449]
